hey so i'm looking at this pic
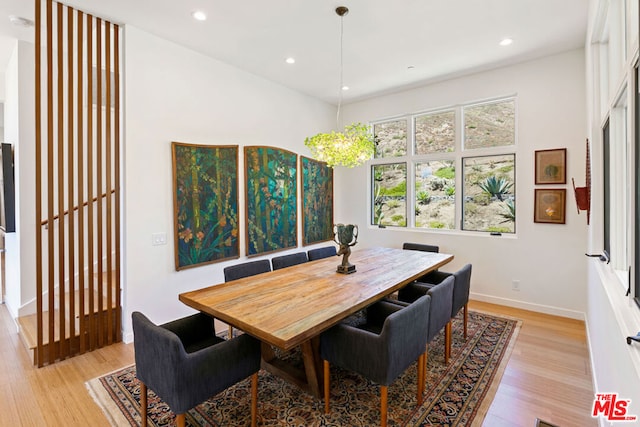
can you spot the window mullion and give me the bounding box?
[408,116,416,227]
[456,106,464,230]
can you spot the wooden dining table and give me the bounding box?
[179,246,453,397]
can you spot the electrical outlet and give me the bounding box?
[512,280,520,291]
[152,232,167,246]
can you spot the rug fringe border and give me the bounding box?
[86,365,136,427]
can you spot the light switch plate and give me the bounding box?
[152,232,167,246]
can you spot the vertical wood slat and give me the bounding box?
[105,23,113,344]
[35,0,121,366]
[56,1,66,360]
[66,4,75,357]
[86,13,94,351]
[114,26,121,341]
[76,8,85,354]
[96,17,104,348]
[34,0,43,368]
[46,0,55,366]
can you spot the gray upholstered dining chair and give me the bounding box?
[402,242,440,282]
[307,245,337,261]
[271,251,308,270]
[397,275,454,364]
[223,259,272,337]
[402,242,439,253]
[132,311,261,427]
[414,264,472,355]
[223,259,271,282]
[320,294,431,427]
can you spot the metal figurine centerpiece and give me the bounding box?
[334,223,358,274]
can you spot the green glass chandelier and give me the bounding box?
[304,6,374,168]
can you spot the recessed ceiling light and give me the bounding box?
[342,85,349,91]
[9,15,34,27]
[192,10,207,21]
[499,38,513,46]
[285,57,295,64]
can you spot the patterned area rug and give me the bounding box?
[87,310,520,426]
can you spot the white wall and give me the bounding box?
[336,49,588,319]
[122,26,335,340]
[3,40,18,316]
[0,72,5,102]
[3,40,35,320]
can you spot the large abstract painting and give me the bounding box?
[245,146,298,256]
[301,156,334,245]
[172,142,239,270]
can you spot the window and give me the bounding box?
[371,97,516,232]
[606,93,629,275]
[415,111,455,154]
[462,154,515,233]
[464,100,516,149]
[415,160,455,229]
[372,163,407,227]
[602,79,637,296]
[374,119,407,158]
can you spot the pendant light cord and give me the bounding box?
[336,13,344,130]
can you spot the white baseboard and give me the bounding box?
[470,291,586,320]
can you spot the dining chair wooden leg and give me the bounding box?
[323,360,331,414]
[380,385,388,427]
[417,353,425,405]
[425,343,429,373]
[140,382,148,427]
[228,324,233,339]
[176,413,186,427]
[250,372,258,427]
[444,321,451,364]
[463,303,468,339]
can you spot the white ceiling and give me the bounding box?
[0,0,589,105]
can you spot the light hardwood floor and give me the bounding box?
[472,301,596,427]
[0,300,595,426]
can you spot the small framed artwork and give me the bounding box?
[534,188,566,224]
[535,148,566,184]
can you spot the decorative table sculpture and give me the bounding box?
[334,223,358,274]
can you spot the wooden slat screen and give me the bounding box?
[35,0,121,366]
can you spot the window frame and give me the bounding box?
[369,96,517,234]
[414,159,457,230]
[461,153,516,233]
[603,118,611,262]
[603,86,631,285]
[634,64,640,307]
[371,162,408,227]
